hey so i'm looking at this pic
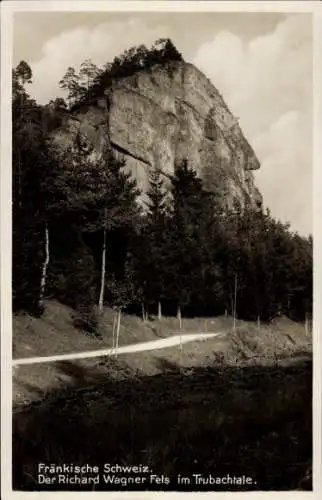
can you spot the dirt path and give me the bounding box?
[13,331,226,366]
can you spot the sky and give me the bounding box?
[13,11,313,236]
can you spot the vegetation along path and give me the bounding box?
[13,331,227,366]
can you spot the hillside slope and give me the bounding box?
[13,301,311,409]
[13,304,312,491]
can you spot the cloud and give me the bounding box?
[23,13,312,235]
[194,14,312,235]
[253,110,311,234]
[27,17,171,105]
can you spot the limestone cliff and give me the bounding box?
[53,61,262,212]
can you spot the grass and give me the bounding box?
[13,299,235,359]
[13,304,312,408]
[13,358,312,491]
[12,300,313,491]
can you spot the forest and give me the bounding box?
[12,42,313,334]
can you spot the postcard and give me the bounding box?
[1,1,321,499]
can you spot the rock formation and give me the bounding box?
[53,60,262,212]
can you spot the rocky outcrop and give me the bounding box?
[53,61,262,211]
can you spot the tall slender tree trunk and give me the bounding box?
[115,308,121,357]
[158,300,162,320]
[17,153,22,209]
[20,93,24,118]
[177,304,182,330]
[112,312,117,352]
[39,222,49,309]
[87,76,90,103]
[142,302,146,322]
[98,220,107,313]
[233,273,238,331]
[178,305,183,354]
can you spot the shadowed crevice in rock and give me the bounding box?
[110,140,152,168]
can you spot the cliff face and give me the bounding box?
[53,61,262,211]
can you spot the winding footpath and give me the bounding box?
[13,331,226,367]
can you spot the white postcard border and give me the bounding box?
[1,2,321,499]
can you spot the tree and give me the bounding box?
[81,39,184,103]
[219,206,313,321]
[14,60,32,87]
[94,152,141,312]
[164,160,223,316]
[153,38,183,62]
[79,59,102,104]
[12,61,34,119]
[12,61,56,314]
[11,52,312,331]
[135,168,170,317]
[145,168,168,221]
[41,136,141,319]
[59,67,84,107]
[48,97,67,112]
[12,114,55,313]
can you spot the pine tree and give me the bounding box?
[137,168,169,316]
[95,152,140,312]
[221,206,313,321]
[26,134,141,328]
[164,160,222,316]
[12,62,55,313]
[59,67,84,108]
[13,60,32,114]
[79,59,101,92]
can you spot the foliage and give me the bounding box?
[163,160,223,314]
[132,168,170,311]
[12,57,312,327]
[12,61,56,312]
[79,59,102,92]
[58,66,84,107]
[13,359,312,491]
[57,39,183,110]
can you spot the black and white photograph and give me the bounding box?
[1,1,321,497]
